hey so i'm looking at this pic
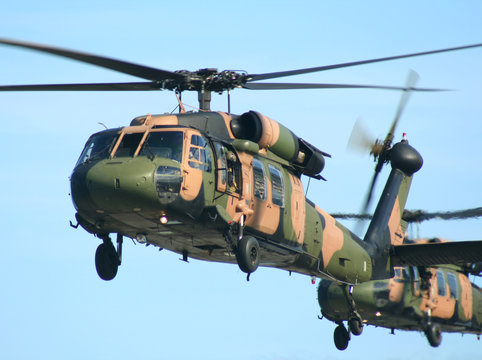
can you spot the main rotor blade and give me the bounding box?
[0,38,185,82]
[331,207,482,223]
[248,43,482,81]
[0,82,162,91]
[243,82,446,91]
[403,207,482,223]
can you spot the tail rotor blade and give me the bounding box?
[386,70,419,144]
[347,117,376,153]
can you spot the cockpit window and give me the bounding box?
[140,131,183,162]
[76,132,119,166]
[188,134,212,172]
[114,133,144,158]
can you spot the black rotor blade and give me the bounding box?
[331,207,482,223]
[243,82,446,91]
[0,82,162,91]
[330,213,372,220]
[248,43,482,81]
[361,168,380,214]
[0,38,185,82]
[403,207,482,223]
[360,70,420,214]
[385,70,419,145]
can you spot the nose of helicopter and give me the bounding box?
[71,157,181,214]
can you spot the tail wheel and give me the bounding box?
[95,243,119,281]
[425,323,442,347]
[333,324,350,351]
[235,236,260,274]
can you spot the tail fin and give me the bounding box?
[363,140,423,279]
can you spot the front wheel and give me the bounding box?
[235,236,260,274]
[95,243,119,281]
[334,324,350,351]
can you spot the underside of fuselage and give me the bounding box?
[74,203,299,270]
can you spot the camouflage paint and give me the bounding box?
[71,111,420,285]
[318,265,482,338]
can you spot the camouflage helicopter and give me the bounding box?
[1,39,482,337]
[319,208,482,350]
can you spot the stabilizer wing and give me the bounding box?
[391,240,482,267]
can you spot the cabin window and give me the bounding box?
[447,272,458,299]
[411,266,420,292]
[214,143,227,188]
[393,267,409,283]
[140,131,183,162]
[252,158,267,200]
[188,135,212,172]
[268,164,285,207]
[76,131,119,166]
[436,270,447,297]
[114,133,144,158]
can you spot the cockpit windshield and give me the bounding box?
[139,131,183,162]
[76,131,119,166]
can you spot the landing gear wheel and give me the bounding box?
[334,324,350,351]
[349,317,363,336]
[95,243,119,281]
[235,236,260,274]
[425,323,442,347]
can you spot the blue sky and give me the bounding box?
[0,1,481,359]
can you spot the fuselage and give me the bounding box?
[318,265,482,334]
[70,111,373,283]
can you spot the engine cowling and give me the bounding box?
[230,111,327,177]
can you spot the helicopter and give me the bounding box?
[319,208,482,350]
[1,38,482,338]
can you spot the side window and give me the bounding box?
[436,270,447,297]
[268,164,284,207]
[188,134,212,172]
[114,133,144,158]
[214,143,227,188]
[447,272,458,299]
[411,266,420,292]
[252,158,267,200]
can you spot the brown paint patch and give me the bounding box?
[459,273,473,320]
[218,112,235,139]
[257,113,280,149]
[316,206,344,268]
[289,174,305,245]
[144,115,179,126]
[388,197,404,245]
[388,278,404,303]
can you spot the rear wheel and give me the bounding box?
[349,317,363,336]
[95,243,119,281]
[235,236,260,274]
[425,323,442,347]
